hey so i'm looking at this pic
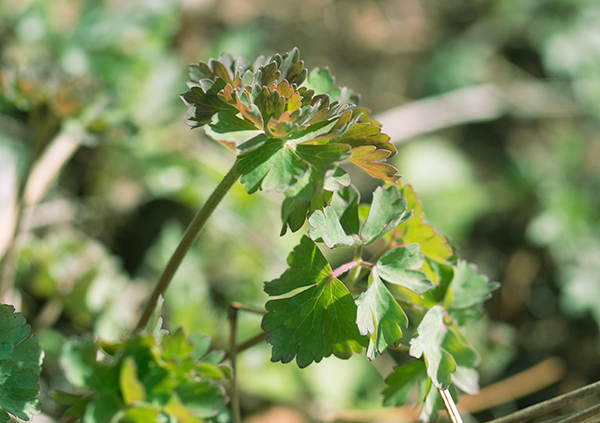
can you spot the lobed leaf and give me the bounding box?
[308,206,361,248]
[355,270,408,360]
[361,186,408,244]
[409,306,456,390]
[0,305,43,422]
[444,260,500,310]
[382,360,427,407]
[262,236,366,367]
[376,244,433,294]
[392,215,452,265]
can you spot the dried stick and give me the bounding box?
[486,378,600,423]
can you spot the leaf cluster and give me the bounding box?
[261,182,499,420]
[181,48,400,234]
[55,326,229,423]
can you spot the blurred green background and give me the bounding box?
[1,0,600,421]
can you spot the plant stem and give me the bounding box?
[345,245,364,289]
[134,162,240,332]
[228,305,242,423]
[439,388,464,423]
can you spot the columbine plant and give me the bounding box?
[0,48,498,423]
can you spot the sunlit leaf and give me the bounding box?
[409,306,456,389]
[376,244,433,294]
[361,186,408,244]
[355,270,408,360]
[262,236,366,367]
[308,206,361,248]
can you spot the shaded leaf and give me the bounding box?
[444,261,500,310]
[382,360,427,406]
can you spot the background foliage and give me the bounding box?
[1,0,600,422]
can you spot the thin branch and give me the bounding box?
[134,162,240,332]
[376,82,588,145]
[554,404,600,423]
[224,331,268,360]
[230,302,266,315]
[439,388,464,423]
[486,378,600,423]
[228,305,242,423]
[0,130,82,302]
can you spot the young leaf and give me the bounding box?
[409,306,456,390]
[355,270,408,360]
[444,260,500,310]
[304,68,335,95]
[0,305,43,422]
[376,244,433,294]
[262,236,366,367]
[382,360,427,406]
[308,206,361,248]
[347,145,399,182]
[361,186,408,244]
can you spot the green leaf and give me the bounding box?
[307,206,361,248]
[443,326,480,368]
[280,190,332,235]
[262,236,366,367]
[204,111,263,147]
[452,366,479,394]
[444,260,500,310]
[120,406,163,423]
[237,138,309,194]
[409,306,456,390]
[382,360,427,406]
[164,393,202,423]
[355,270,408,360]
[361,186,408,244]
[82,393,121,423]
[0,361,40,421]
[120,356,146,405]
[304,68,335,95]
[393,215,452,265]
[419,382,445,423]
[329,185,360,235]
[376,244,433,294]
[393,184,453,266]
[0,305,43,421]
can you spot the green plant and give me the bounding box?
[0,48,499,422]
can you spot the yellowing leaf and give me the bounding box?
[119,356,146,405]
